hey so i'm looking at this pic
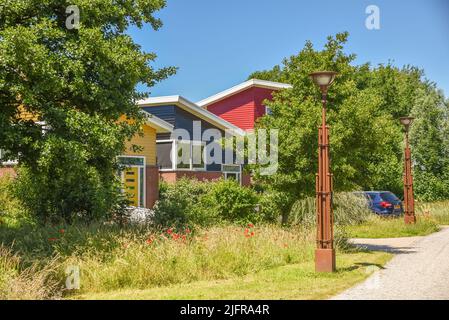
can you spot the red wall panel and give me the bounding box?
[206,87,276,130]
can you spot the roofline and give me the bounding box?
[140,111,174,133]
[138,96,246,136]
[196,79,292,108]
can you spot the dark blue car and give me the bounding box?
[355,191,404,216]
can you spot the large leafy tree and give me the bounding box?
[0,1,175,222]
[249,32,447,221]
[410,86,449,201]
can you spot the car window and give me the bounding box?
[380,192,399,202]
[365,193,377,201]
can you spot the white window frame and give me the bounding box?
[117,155,146,208]
[191,141,207,171]
[157,139,176,171]
[222,164,242,185]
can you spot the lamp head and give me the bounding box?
[400,116,415,132]
[309,71,338,93]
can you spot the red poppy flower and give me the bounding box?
[48,238,58,242]
[59,229,65,234]
[248,223,254,228]
[250,232,255,237]
[167,228,173,235]
[146,238,153,245]
[185,228,191,234]
[244,228,249,234]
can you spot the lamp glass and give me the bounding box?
[310,71,337,87]
[400,117,415,127]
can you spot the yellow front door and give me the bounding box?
[123,167,139,207]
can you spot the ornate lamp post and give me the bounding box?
[400,116,416,224]
[309,71,338,273]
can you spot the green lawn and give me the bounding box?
[74,251,391,300]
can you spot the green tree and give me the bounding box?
[248,32,442,222]
[0,0,175,222]
[410,86,449,201]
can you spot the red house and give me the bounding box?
[197,79,292,131]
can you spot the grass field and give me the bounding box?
[75,251,391,300]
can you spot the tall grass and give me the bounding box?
[0,222,328,298]
[0,246,62,300]
[289,192,372,228]
[64,225,316,294]
[416,201,449,225]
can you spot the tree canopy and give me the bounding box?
[249,32,449,219]
[0,0,175,222]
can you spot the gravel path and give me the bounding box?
[332,227,449,300]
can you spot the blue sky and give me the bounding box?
[130,0,449,102]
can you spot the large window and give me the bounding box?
[158,140,206,171]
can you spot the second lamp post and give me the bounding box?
[310,71,338,273]
[400,117,416,224]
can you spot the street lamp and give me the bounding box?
[400,116,416,224]
[310,71,338,273]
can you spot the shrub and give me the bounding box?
[258,190,286,223]
[154,178,264,227]
[13,160,125,224]
[198,179,261,225]
[153,178,213,228]
[0,175,29,227]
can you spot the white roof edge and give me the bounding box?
[138,96,246,136]
[196,79,292,108]
[139,110,174,133]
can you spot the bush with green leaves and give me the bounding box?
[153,178,213,228]
[198,179,261,225]
[153,178,263,227]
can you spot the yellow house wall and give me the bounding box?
[124,124,157,165]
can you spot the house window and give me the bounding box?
[176,141,192,170]
[157,140,207,171]
[192,141,206,170]
[157,141,174,170]
[117,156,146,208]
[265,106,273,115]
[222,164,242,184]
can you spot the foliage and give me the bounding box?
[0,1,176,222]
[154,178,262,227]
[410,87,449,201]
[248,32,449,219]
[153,178,212,228]
[198,179,260,225]
[0,175,29,226]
